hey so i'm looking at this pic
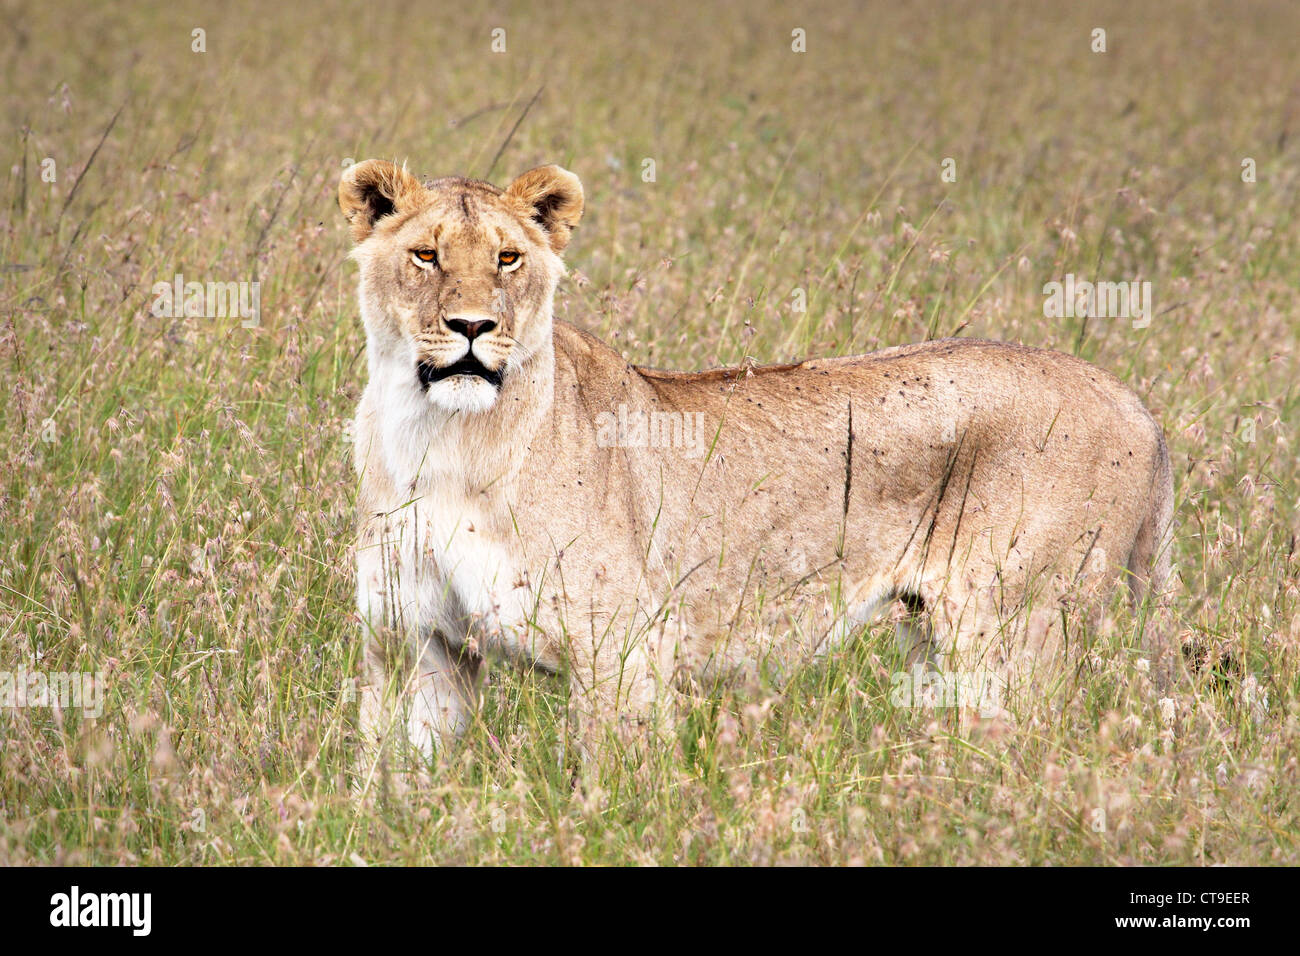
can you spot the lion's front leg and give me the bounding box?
[358,630,483,765]
[403,633,483,757]
[355,534,484,774]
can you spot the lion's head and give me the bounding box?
[340,160,583,414]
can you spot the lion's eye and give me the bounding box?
[498,250,521,270]
[412,249,438,266]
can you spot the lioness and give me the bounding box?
[340,159,1174,759]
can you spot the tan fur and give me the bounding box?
[340,160,1175,759]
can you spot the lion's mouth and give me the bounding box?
[417,356,504,390]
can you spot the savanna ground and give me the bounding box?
[1,0,1297,865]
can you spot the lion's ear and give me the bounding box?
[339,160,424,242]
[505,165,584,252]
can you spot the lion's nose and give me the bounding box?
[446,316,497,341]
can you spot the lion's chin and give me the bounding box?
[424,375,500,414]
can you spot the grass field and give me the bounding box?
[1,0,1297,865]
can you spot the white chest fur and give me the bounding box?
[354,372,533,660]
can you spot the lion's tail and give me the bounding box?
[1127,424,1175,608]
